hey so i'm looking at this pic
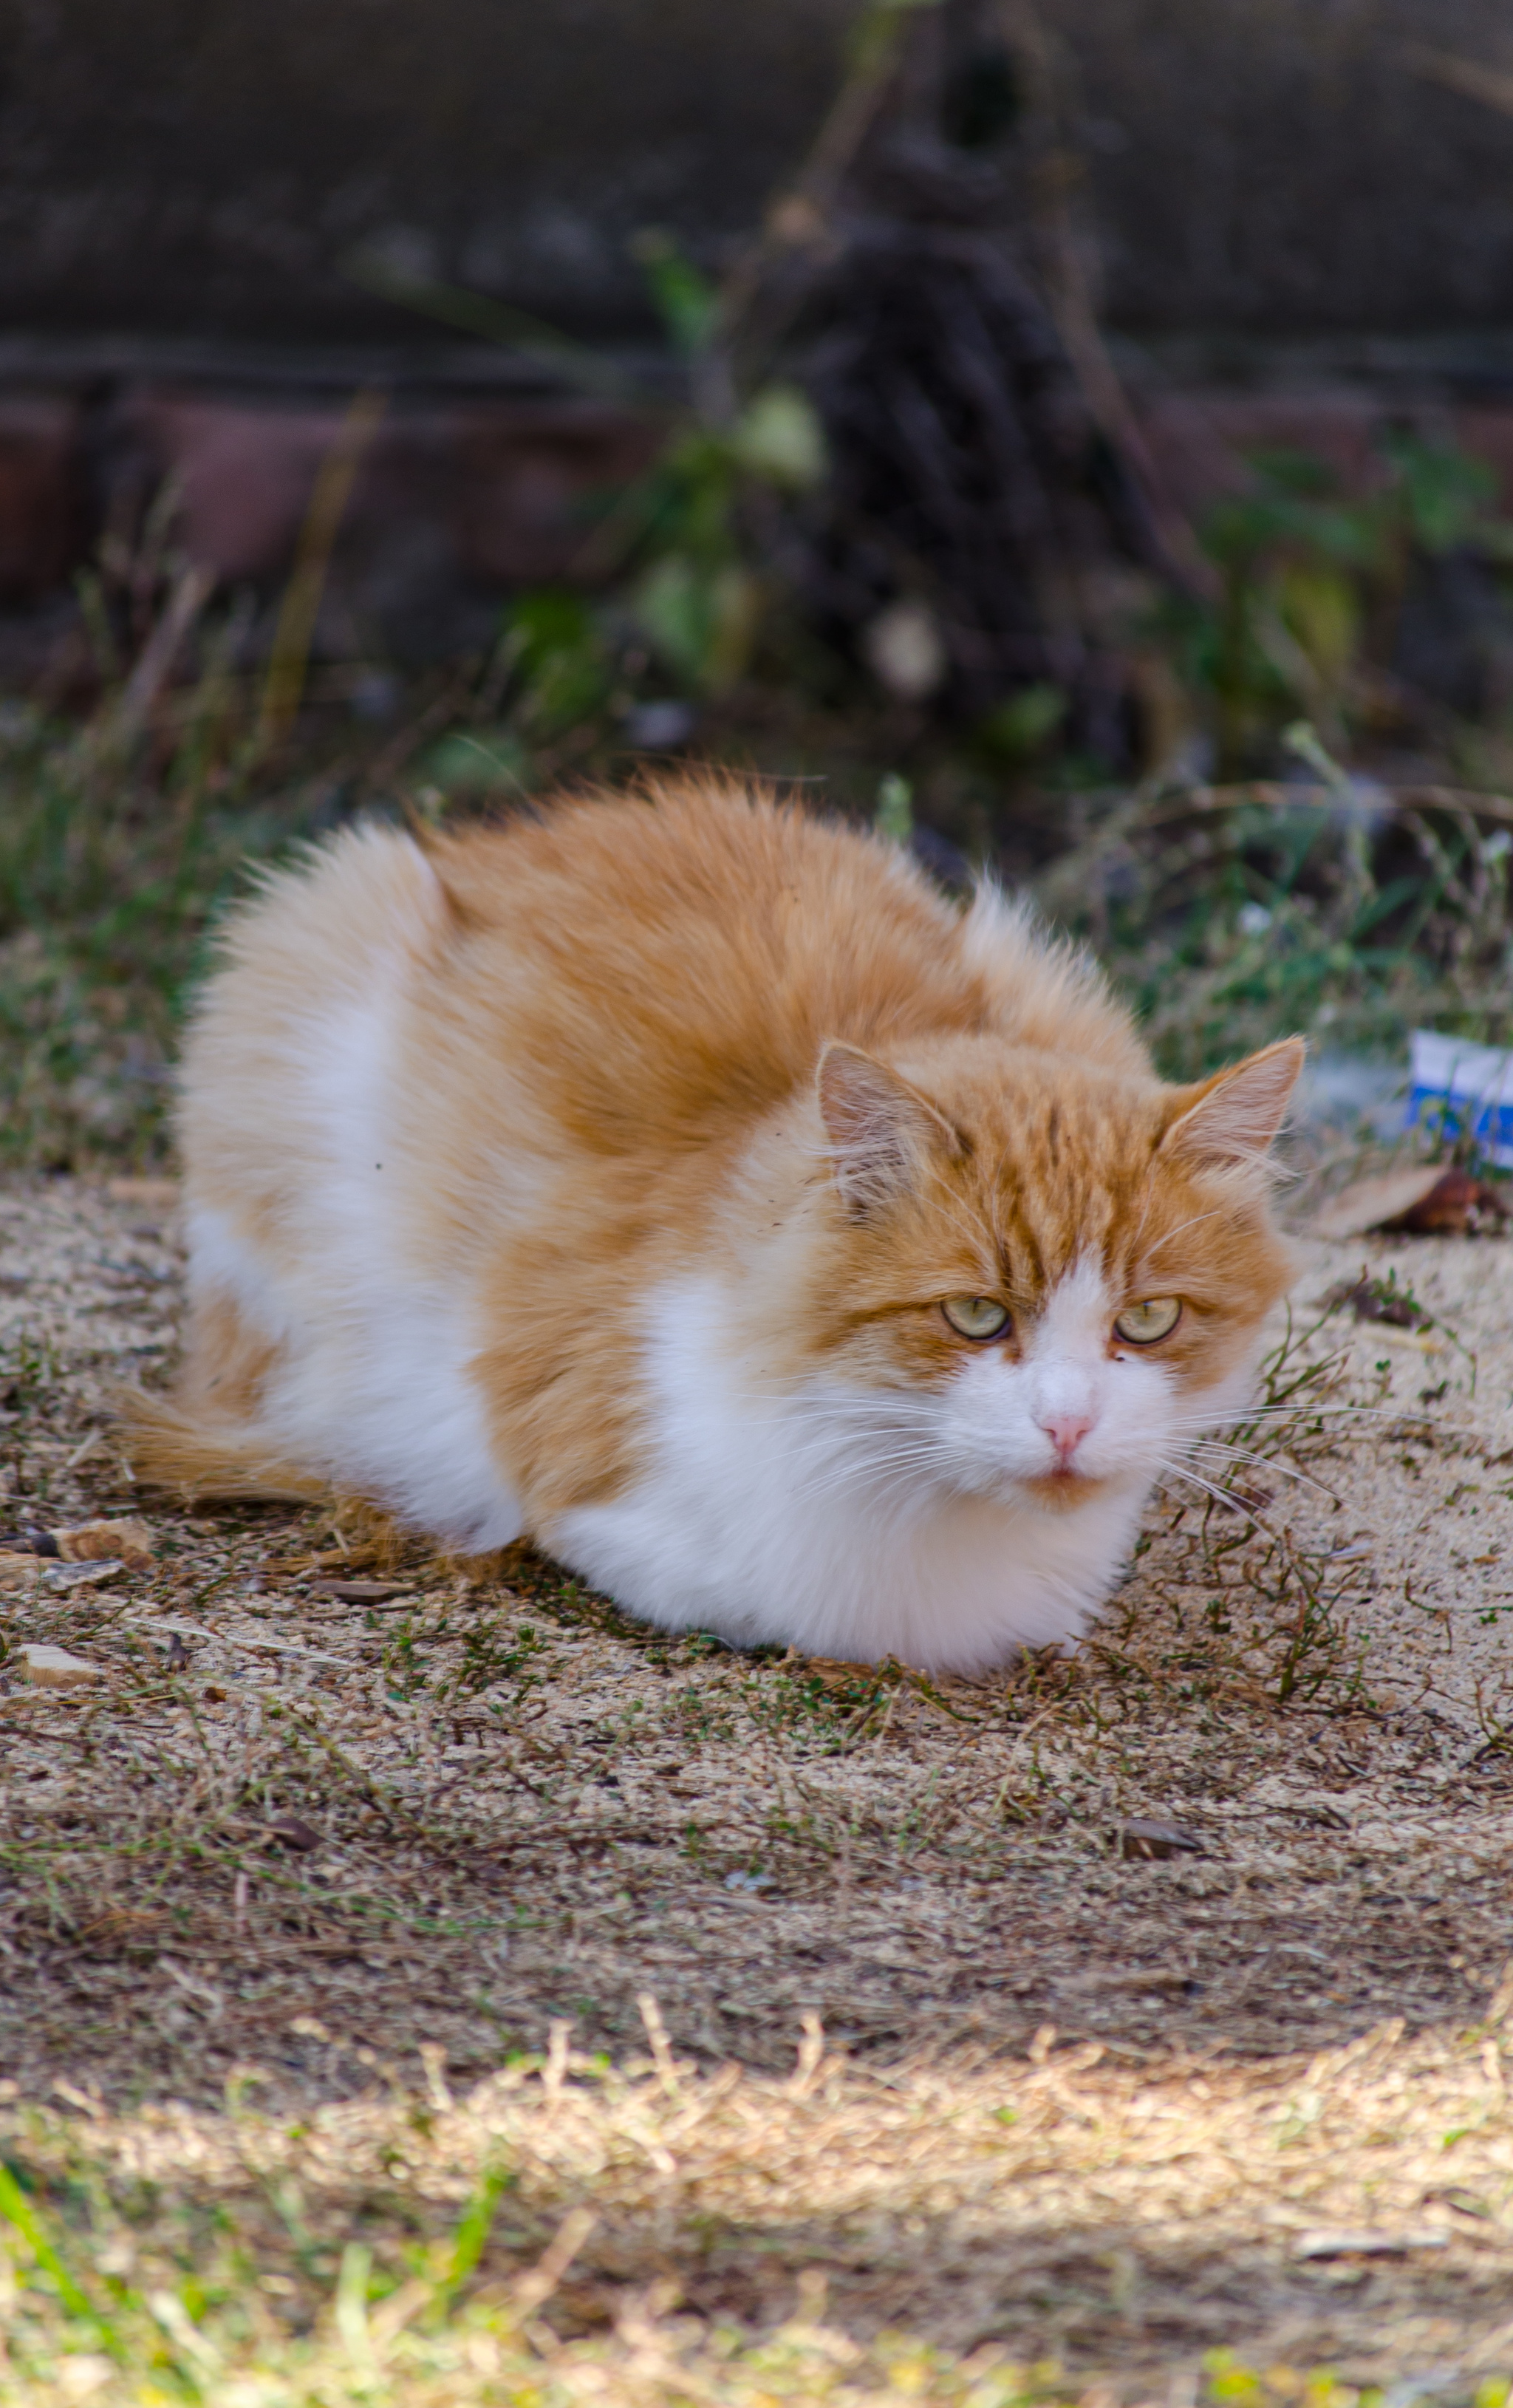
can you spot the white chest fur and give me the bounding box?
[547,1277,1153,1671]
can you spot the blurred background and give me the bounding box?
[9,0,1513,1163]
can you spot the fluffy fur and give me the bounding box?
[123,777,1302,1671]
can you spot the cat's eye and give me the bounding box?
[1113,1297,1182,1345]
[942,1296,1010,1341]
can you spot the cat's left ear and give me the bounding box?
[817,1043,961,1214]
[1161,1037,1305,1171]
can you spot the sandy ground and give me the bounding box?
[3,1175,1513,2387]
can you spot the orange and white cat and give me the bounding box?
[127,778,1301,1671]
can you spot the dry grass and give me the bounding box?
[4,1176,1513,2400]
[7,2009,1513,2404]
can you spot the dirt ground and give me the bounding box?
[3,1173,1513,2392]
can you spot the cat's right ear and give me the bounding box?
[1161,1036,1305,1173]
[817,1043,960,1214]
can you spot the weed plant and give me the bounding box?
[0,707,329,1167]
[1165,436,1511,775]
[10,414,1513,1170]
[11,665,1513,1168]
[1035,757,1513,1079]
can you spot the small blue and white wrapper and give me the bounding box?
[1407,1029,1513,1167]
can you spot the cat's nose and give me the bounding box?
[1039,1409,1094,1464]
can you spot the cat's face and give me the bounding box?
[793,1032,1303,1512]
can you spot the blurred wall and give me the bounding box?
[7,0,1513,658]
[0,0,855,346]
[1,0,1513,346]
[1058,0,1513,335]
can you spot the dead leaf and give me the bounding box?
[1320,1277,1456,1359]
[1325,1275,1428,1329]
[1295,2227,1448,2259]
[44,1562,124,1590]
[1392,1165,1510,1235]
[0,1551,42,1591]
[1118,1818,1206,1860]
[1316,1164,1509,1241]
[52,1517,153,1568]
[267,1816,322,1852]
[1367,1323,1449,1358]
[309,1578,414,1603]
[1314,1167,1447,1240]
[104,1177,179,1209]
[796,1654,875,1690]
[19,1643,105,1689]
[75,1906,168,1947]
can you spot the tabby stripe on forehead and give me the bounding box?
[1000,1168,1130,1304]
[998,1184,1047,1295]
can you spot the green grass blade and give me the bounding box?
[0,2158,118,2349]
[446,2162,512,2291]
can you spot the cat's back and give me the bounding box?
[426,780,975,1140]
[183,776,1150,1216]
[420,777,1148,1148]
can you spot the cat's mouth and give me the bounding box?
[1022,1466,1104,1510]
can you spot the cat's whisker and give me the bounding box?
[1163,1398,1358,1424]
[1181,1444,1336,1501]
[1185,1450,1327,1495]
[743,1404,946,1446]
[785,1444,954,1507]
[1155,1459,1267,1520]
[1140,1206,1227,1262]
[918,1187,1004,1277]
[1184,1432,1330,1463]
[780,1426,949,1465]
[1127,1174,1157,1254]
[1163,1399,1431,1432]
[765,1399,945,1442]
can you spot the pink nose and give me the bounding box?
[1039,1411,1094,1464]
